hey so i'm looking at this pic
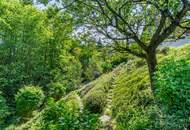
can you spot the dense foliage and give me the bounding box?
[155,58,190,129]
[83,91,107,114]
[15,86,45,118]
[48,82,66,100]
[0,93,9,125]
[112,62,156,130]
[1,0,190,130]
[0,0,118,104]
[60,0,190,94]
[42,98,100,130]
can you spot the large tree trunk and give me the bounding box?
[146,50,157,93]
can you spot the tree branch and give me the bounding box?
[149,5,189,50]
[102,0,148,51]
[113,41,146,58]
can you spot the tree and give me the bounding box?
[44,6,83,92]
[58,0,190,93]
[0,0,51,102]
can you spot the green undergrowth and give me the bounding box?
[11,91,99,130]
[112,61,155,130]
[82,71,114,114]
[10,44,190,130]
[112,45,190,129]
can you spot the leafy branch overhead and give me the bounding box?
[62,0,190,56]
[59,0,190,92]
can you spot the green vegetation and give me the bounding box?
[0,93,9,125]
[83,90,107,114]
[155,58,190,129]
[112,62,154,130]
[83,72,113,114]
[48,82,66,100]
[1,0,190,130]
[15,86,45,119]
[62,0,190,93]
[4,45,190,130]
[110,46,190,130]
[42,97,100,130]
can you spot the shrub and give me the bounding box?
[155,58,190,129]
[0,93,9,124]
[65,92,81,112]
[48,82,66,100]
[42,98,100,130]
[15,85,45,118]
[83,91,107,114]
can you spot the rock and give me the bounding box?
[100,115,111,124]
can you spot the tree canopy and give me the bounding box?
[57,0,190,92]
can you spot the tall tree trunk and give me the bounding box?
[146,50,157,93]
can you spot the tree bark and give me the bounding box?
[146,49,157,93]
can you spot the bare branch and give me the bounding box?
[149,13,167,47]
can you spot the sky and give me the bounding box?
[33,0,59,10]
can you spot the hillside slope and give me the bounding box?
[10,44,190,130]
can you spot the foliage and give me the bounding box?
[77,43,106,82]
[83,91,107,114]
[5,44,190,129]
[2,0,190,129]
[109,46,190,130]
[82,71,113,114]
[155,58,190,129]
[20,0,33,5]
[0,93,9,125]
[111,62,156,130]
[53,54,82,92]
[0,2,122,127]
[64,92,81,111]
[0,0,52,102]
[61,0,190,93]
[15,85,45,118]
[0,0,120,105]
[42,98,100,130]
[48,82,66,100]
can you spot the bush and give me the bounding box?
[42,98,100,130]
[15,85,45,118]
[0,93,9,124]
[83,91,107,114]
[48,82,66,100]
[155,58,190,129]
[65,92,81,112]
